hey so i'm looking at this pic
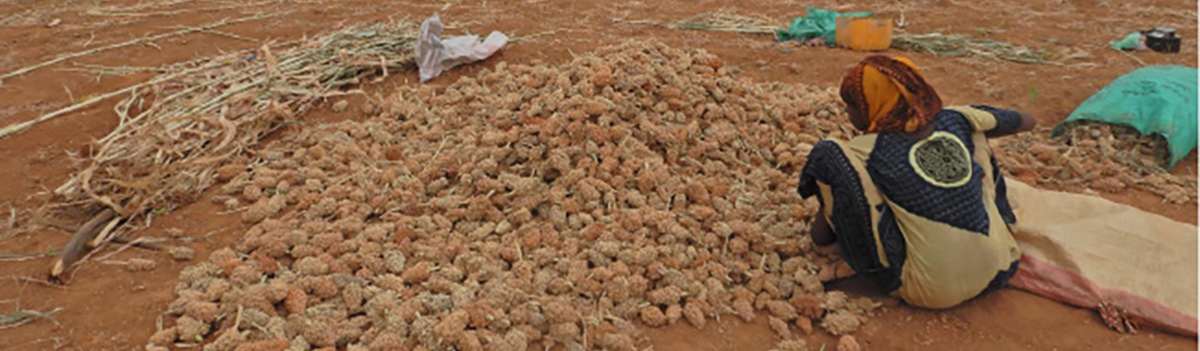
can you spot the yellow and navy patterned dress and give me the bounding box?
[798,105,1023,309]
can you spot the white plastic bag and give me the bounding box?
[415,14,509,83]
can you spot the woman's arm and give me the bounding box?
[985,111,1037,138]
[810,208,836,246]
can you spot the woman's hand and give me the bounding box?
[811,208,836,246]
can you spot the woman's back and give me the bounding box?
[859,106,1022,308]
[865,106,1015,232]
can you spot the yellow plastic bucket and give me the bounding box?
[835,17,893,52]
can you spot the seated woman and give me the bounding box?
[798,55,1036,309]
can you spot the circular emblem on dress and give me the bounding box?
[909,131,972,187]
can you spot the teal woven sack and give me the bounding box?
[1054,66,1198,168]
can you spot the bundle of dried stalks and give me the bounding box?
[45,20,418,277]
[892,32,1047,64]
[672,10,780,35]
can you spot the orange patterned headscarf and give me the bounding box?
[840,55,943,133]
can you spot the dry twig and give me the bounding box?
[85,1,274,18]
[49,208,114,280]
[0,13,281,85]
[0,307,62,330]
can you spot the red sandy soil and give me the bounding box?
[0,0,1196,350]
